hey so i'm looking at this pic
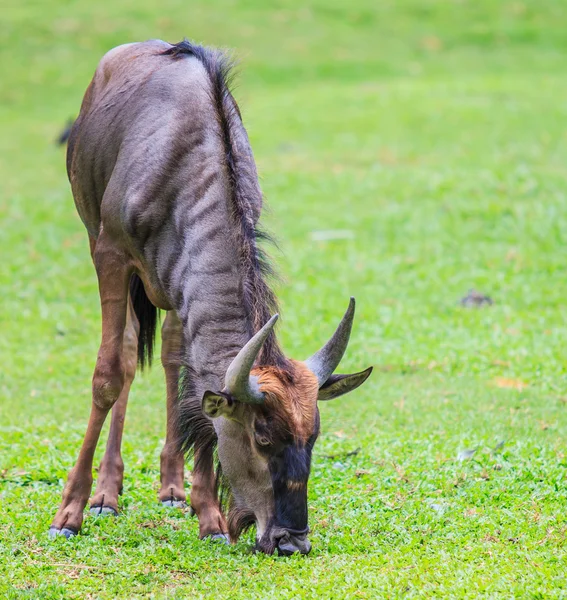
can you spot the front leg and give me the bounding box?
[190,445,228,541]
[50,238,132,537]
[90,299,139,516]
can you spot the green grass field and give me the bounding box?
[2,0,567,597]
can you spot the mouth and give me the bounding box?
[276,531,312,556]
[256,525,311,556]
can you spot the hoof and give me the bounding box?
[206,533,230,544]
[89,505,119,517]
[48,526,78,539]
[161,499,187,509]
[189,506,196,517]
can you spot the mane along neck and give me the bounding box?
[163,40,287,371]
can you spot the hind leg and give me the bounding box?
[50,237,132,537]
[158,311,187,506]
[90,299,139,516]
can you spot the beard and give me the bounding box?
[227,504,256,543]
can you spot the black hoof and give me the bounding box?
[161,499,187,509]
[48,526,78,539]
[89,505,119,517]
[206,533,230,544]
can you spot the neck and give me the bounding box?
[176,252,251,392]
[159,195,284,392]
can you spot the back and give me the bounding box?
[67,39,228,241]
[67,40,264,314]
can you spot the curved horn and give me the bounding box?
[224,314,279,404]
[305,297,355,386]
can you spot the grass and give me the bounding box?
[2,0,567,597]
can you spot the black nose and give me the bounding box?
[277,532,312,556]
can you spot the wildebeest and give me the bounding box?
[49,39,372,555]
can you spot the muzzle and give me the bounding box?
[261,525,311,556]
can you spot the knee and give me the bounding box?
[93,379,122,411]
[93,360,125,411]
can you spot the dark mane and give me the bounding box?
[165,41,290,507]
[162,40,286,368]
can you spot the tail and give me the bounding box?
[56,118,74,146]
[129,274,159,369]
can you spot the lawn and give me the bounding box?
[2,0,567,597]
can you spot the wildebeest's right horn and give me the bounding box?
[305,298,355,386]
[223,314,279,404]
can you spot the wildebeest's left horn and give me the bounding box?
[224,314,279,404]
[305,297,355,386]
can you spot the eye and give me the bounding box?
[254,432,271,447]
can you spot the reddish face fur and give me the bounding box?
[255,361,320,444]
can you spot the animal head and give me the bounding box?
[202,298,372,555]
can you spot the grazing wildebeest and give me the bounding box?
[49,39,372,555]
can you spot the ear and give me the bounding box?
[202,390,235,419]
[317,367,373,401]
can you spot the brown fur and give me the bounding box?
[254,361,319,443]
